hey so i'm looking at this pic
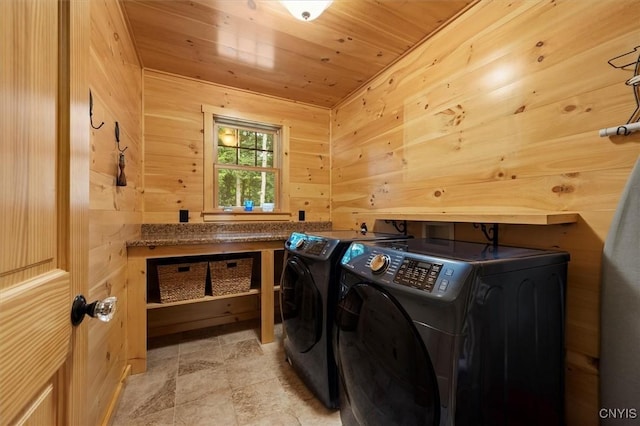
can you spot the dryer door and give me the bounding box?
[280,256,323,353]
[335,282,440,426]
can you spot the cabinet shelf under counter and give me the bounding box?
[146,285,282,309]
[146,289,260,309]
[126,238,288,375]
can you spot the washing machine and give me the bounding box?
[334,238,569,426]
[280,230,411,409]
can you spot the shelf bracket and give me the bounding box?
[473,223,499,246]
[384,220,408,235]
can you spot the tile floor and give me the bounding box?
[111,320,342,426]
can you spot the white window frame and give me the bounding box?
[202,104,290,221]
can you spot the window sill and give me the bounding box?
[202,211,291,222]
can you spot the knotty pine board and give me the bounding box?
[88,0,142,424]
[142,69,331,223]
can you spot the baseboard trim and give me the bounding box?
[100,364,132,426]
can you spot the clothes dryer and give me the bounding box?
[280,230,410,409]
[334,238,569,425]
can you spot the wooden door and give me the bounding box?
[1,0,89,424]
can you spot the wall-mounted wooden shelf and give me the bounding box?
[356,211,579,226]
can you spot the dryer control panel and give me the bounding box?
[394,258,443,292]
[341,242,474,301]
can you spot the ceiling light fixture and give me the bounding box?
[280,0,333,21]
[221,129,236,146]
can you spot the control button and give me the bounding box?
[439,279,449,292]
[370,254,390,274]
[294,238,305,249]
[444,268,454,276]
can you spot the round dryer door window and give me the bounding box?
[335,283,440,425]
[280,256,323,353]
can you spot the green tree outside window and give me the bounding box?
[214,120,280,210]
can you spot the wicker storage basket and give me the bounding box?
[210,258,253,296]
[156,262,208,303]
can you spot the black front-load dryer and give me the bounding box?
[334,238,569,426]
[280,230,410,409]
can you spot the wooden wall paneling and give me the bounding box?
[87,267,127,426]
[88,244,127,296]
[330,1,640,424]
[331,167,635,215]
[88,91,142,192]
[143,69,330,223]
[89,0,142,424]
[90,170,141,212]
[87,284,126,396]
[89,210,140,250]
[289,165,331,185]
[566,365,599,426]
[143,116,204,141]
[126,256,147,374]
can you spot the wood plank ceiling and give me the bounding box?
[121,0,474,108]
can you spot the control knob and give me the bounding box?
[294,238,305,249]
[370,254,390,274]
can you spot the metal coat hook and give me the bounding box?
[89,90,104,130]
[115,121,128,153]
[115,122,128,186]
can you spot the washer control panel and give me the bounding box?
[394,258,443,292]
[285,232,337,261]
[341,242,473,300]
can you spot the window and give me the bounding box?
[215,118,279,208]
[202,105,289,217]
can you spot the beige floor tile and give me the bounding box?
[178,345,225,376]
[231,378,291,425]
[226,355,279,391]
[239,411,302,426]
[113,320,342,425]
[179,334,221,356]
[143,354,179,380]
[147,343,180,364]
[276,362,316,404]
[174,390,238,426]
[218,326,262,346]
[175,367,231,406]
[112,406,175,426]
[222,338,264,362]
[114,377,177,420]
[287,396,341,426]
